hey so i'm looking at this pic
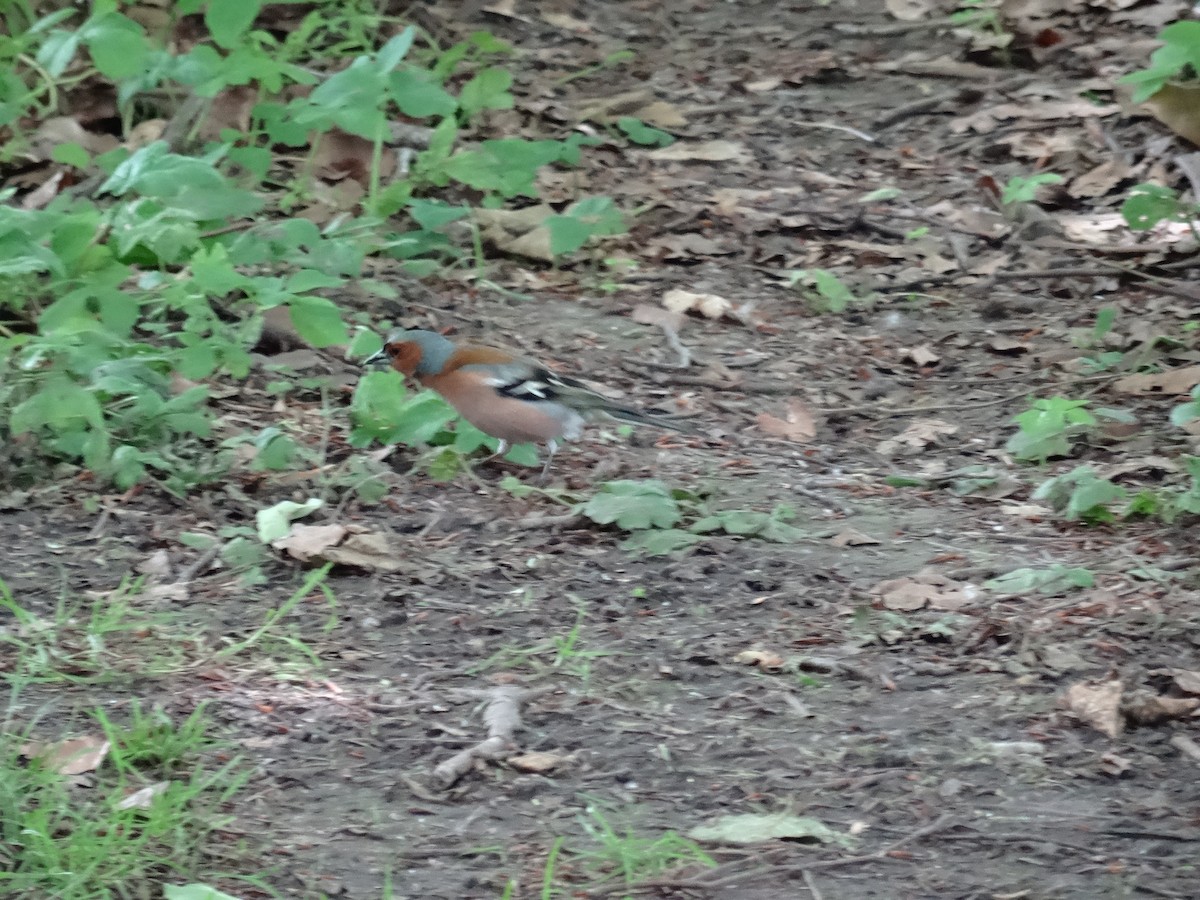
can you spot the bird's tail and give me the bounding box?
[596,403,694,433]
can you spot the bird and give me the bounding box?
[362,328,688,475]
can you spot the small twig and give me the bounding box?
[794,121,876,143]
[173,539,227,584]
[802,869,824,900]
[432,685,554,787]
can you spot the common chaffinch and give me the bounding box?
[363,329,687,471]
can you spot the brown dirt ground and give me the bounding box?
[5,1,1200,898]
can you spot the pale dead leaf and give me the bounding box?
[20,170,65,210]
[1098,751,1132,776]
[1113,365,1200,395]
[322,531,402,572]
[756,400,816,442]
[22,735,111,775]
[1067,159,1129,199]
[745,78,782,92]
[272,523,349,562]
[1062,680,1123,738]
[576,89,654,123]
[1001,503,1053,519]
[901,344,940,367]
[634,100,688,129]
[885,0,934,20]
[1160,668,1200,695]
[509,751,570,773]
[116,780,170,810]
[312,128,395,186]
[662,288,732,320]
[142,583,189,603]
[831,528,881,548]
[650,140,749,162]
[986,336,1030,355]
[482,0,522,18]
[876,419,958,456]
[870,568,972,611]
[126,119,166,151]
[733,649,785,669]
[136,549,172,579]
[540,11,590,31]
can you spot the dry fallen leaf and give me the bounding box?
[508,751,569,773]
[734,649,786,669]
[756,400,816,443]
[322,531,403,572]
[876,419,958,456]
[1062,680,1123,738]
[901,344,940,367]
[272,523,349,562]
[885,0,935,20]
[662,288,732,320]
[22,735,111,775]
[870,568,973,611]
[650,140,749,163]
[116,780,170,810]
[1113,365,1200,395]
[831,528,881,548]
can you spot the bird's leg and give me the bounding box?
[537,440,557,486]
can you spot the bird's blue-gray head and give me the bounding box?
[364,328,456,377]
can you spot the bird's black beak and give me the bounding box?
[362,347,390,367]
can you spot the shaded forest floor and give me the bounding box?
[5,1,1200,898]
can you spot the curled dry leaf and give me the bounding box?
[272,523,349,563]
[1062,680,1123,738]
[901,344,940,367]
[650,140,749,163]
[117,780,171,810]
[508,751,569,773]
[21,735,111,775]
[733,649,785,669]
[662,288,732,320]
[756,400,816,443]
[876,419,958,456]
[885,0,934,20]
[870,568,973,611]
[831,528,881,548]
[1113,365,1200,396]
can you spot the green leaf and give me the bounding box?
[621,529,704,555]
[286,295,349,347]
[616,116,674,146]
[255,498,323,543]
[164,883,244,900]
[205,0,262,48]
[388,69,457,118]
[81,13,149,80]
[407,199,471,230]
[581,480,680,530]
[1121,184,1182,231]
[983,565,1094,595]
[376,27,416,72]
[458,66,513,118]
